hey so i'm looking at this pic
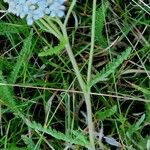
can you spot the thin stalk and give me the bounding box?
[86,0,97,149]
[54,0,95,147]
[62,28,86,91]
[61,25,95,150]
[83,92,95,150]
[87,0,97,85]
[64,0,77,27]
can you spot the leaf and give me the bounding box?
[0,57,13,72]
[2,147,27,150]
[72,130,89,144]
[36,18,62,40]
[90,47,132,87]
[0,21,29,35]
[104,136,122,147]
[25,120,90,148]
[38,38,65,56]
[95,105,117,121]
[0,71,22,116]
[127,114,145,136]
[21,135,36,150]
[130,82,150,122]
[1,143,27,150]
[9,31,33,83]
[134,114,145,130]
[147,139,150,150]
[95,1,109,48]
[0,71,16,108]
[130,83,150,98]
[131,84,150,121]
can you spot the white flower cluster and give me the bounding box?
[4,0,66,25]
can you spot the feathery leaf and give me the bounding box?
[9,31,33,83]
[0,71,17,110]
[95,1,109,48]
[0,21,29,35]
[95,105,117,121]
[90,47,132,87]
[38,38,65,56]
[26,120,90,148]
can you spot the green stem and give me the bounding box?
[87,0,97,85]
[64,0,77,27]
[55,0,96,148]
[61,24,95,150]
[86,0,97,149]
[62,28,86,91]
[84,92,95,150]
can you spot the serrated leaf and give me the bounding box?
[38,38,65,56]
[95,105,117,120]
[0,21,29,35]
[95,1,109,48]
[9,31,33,83]
[0,71,16,108]
[21,135,36,150]
[90,47,132,87]
[25,120,90,148]
[127,114,145,136]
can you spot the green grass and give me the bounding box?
[0,0,150,149]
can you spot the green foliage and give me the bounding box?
[90,47,132,87]
[0,21,29,35]
[9,31,33,84]
[0,71,17,109]
[131,83,150,97]
[127,114,145,136]
[36,18,63,40]
[95,105,117,120]
[0,0,150,149]
[1,145,27,150]
[21,135,36,150]
[130,83,150,122]
[144,93,150,122]
[126,113,145,149]
[26,120,90,148]
[0,57,13,72]
[36,17,66,56]
[95,1,109,48]
[38,38,65,56]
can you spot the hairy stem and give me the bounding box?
[61,24,95,150]
[87,0,97,85]
[55,0,96,148]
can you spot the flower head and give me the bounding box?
[4,0,66,25]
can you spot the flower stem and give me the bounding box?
[87,0,97,85]
[55,0,96,148]
[61,25,95,150]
